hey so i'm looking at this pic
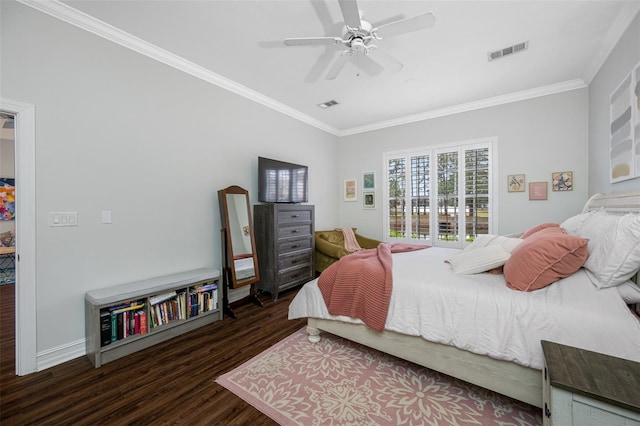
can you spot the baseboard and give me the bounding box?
[36,338,85,371]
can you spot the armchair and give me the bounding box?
[314,229,382,273]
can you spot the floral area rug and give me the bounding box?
[216,328,542,425]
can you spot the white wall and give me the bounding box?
[1,1,338,363]
[338,89,590,239]
[589,12,640,194]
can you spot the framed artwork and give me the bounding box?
[529,182,548,200]
[363,171,375,190]
[363,191,375,209]
[508,174,525,192]
[344,179,357,201]
[552,171,573,191]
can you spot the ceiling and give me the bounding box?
[37,0,640,135]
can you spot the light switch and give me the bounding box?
[101,210,112,224]
[50,212,78,227]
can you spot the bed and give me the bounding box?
[288,191,640,408]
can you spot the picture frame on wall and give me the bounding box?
[552,171,573,191]
[508,174,525,192]
[363,191,375,209]
[344,179,357,201]
[363,172,375,190]
[529,182,548,200]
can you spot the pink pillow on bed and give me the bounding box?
[521,223,559,239]
[504,227,588,291]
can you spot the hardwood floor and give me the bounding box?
[0,283,306,425]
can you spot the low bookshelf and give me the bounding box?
[85,268,221,368]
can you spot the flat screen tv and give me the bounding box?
[258,157,308,203]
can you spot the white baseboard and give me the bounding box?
[36,338,86,371]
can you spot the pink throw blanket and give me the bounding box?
[318,243,429,332]
[336,227,362,252]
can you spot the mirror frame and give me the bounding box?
[218,185,260,289]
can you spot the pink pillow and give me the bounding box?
[521,222,560,239]
[504,227,588,291]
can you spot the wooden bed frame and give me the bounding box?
[305,191,640,409]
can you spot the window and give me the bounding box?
[384,139,495,248]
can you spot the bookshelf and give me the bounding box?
[85,268,221,368]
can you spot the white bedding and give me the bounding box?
[288,247,640,370]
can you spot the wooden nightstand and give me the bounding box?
[542,340,640,425]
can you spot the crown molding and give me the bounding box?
[17,0,341,136]
[338,79,587,137]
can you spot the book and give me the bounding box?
[139,310,147,334]
[110,313,117,342]
[100,311,111,347]
[149,291,177,305]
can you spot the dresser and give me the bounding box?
[542,340,640,426]
[254,204,315,300]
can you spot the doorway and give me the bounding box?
[0,99,37,376]
[0,113,16,285]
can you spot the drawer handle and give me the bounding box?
[291,274,301,279]
[291,259,299,264]
[291,244,300,249]
[291,229,299,233]
[291,214,299,218]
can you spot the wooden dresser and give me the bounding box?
[542,340,640,425]
[254,203,315,300]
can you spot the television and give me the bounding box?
[258,157,308,203]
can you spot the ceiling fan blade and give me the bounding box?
[326,52,351,80]
[284,37,342,46]
[304,48,338,83]
[372,12,436,39]
[338,0,361,29]
[355,54,384,77]
[368,47,403,73]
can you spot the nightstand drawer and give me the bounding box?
[277,265,313,287]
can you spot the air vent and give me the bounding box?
[487,41,529,62]
[317,100,339,109]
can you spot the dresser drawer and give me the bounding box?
[277,265,313,288]
[278,223,312,240]
[278,237,312,255]
[277,209,312,224]
[278,249,312,271]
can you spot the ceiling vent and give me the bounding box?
[488,41,528,62]
[317,100,339,109]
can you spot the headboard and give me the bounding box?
[582,191,640,287]
[582,191,640,214]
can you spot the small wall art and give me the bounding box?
[363,191,375,209]
[363,171,375,190]
[552,171,573,191]
[344,179,357,201]
[508,174,525,192]
[529,182,547,200]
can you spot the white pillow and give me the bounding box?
[574,212,640,288]
[448,245,511,275]
[462,235,523,253]
[560,211,595,236]
[617,280,640,304]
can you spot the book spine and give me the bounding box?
[111,314,117,342]
[139,310,147,334]
[100,311,111,347]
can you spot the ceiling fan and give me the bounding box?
[283,0,436,80]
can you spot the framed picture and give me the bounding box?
[344,179,357,201]
[529,182,548,200]
[362,171,375,190]
[363,191,375,209]
[552,171,573,191]
[508,174,525,192]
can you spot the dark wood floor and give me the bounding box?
[0,283,306,425]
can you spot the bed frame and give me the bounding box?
[306,191,640,409]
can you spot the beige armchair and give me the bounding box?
[314,229,381,273]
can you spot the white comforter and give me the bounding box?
[288,247,640,370]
